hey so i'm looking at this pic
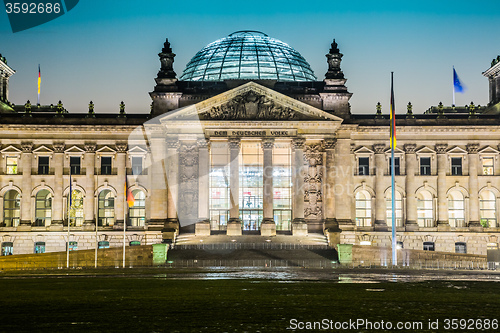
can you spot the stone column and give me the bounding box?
[467,144,482,230]
[148,133,169,231]
[178,141,199,230]
[83,143,96,231]
[50,143,65,230]
[18,142,33,231]
[113,143,127,229]
[334,137,354,229]
[227,138,242,236]
[291,138,307,236]
[323,139,341,247]
[404,144,418,231]
[373,143,387,231]
[436,144,449,230]
[164,139,179,231]
[261,138,276,236]
[195,138,210,236]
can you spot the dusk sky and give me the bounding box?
[1,0,499,114]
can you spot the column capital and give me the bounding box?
[324,138,337,150]
[403,143,416,154]
[261,138,275,150]
[466,143,479,154]
[84,142,97,153]
[115,142,128,153]
[166,139,180,150]
[291,138,306,149]
[21,142,33,153]
[228,138,241,149]
[373,143,385,154]
[197,137,210,149]
[52,142,65,153]
[435,143,448,154]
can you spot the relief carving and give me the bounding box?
[303,143,324,219]
[178,143,199,220]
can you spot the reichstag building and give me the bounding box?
[0,31,499,256]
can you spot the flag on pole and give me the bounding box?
[37,65,41,104]
[69,172,72,206]
[390,72,396,148]
[453,67,465,93]
[125,175,135,208]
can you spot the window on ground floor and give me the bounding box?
[480,190,496,228]
[35,190,52,227]
[423,241,435,251]
[3,190,20,227]
[98,241,109,249]
[68,189,84,227]
[1,242,13,256]
[67,241,77,251]
[34,241,45,254]
[455,242,467,254]
[355,190,372,227]
[129,241,141,246]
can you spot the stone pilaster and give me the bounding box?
[83,143,96,231]
[18,142,33,231]
[373,143,387,231]
[404,144,418,231]
[261,138,276,237]
[227,138,242,236]
[436,144,449,230]
[467,144,482,231]
[292,138,307,236]
[164,139,179,231]
[50,143,65,230]
[323,139,339,230]
[334,137,354,229]
[195,138,210,236]
[113,142,127,229]
[178,141,199,229]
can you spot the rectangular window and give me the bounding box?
[420,157,431,175]
[455,242,467,254]
[101,156,112,175]
[451,157,462,176]
[358,157,369,175]
[34,241,45,254]
[1,242,13,256]
[67,241,78,251]
[38,156,49,175]
[6,157,17,175]
[70,156,81,175]
[423,241,435,251]
[132,156,143,175]
[389,157,400,175]
[483,157,494,175]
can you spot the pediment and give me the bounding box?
[64,146,85,154]
[354,146,374,154]
[0,145,22,154]
[384,147,404,154]
[160,82,343,122]
[96,146,116,154]
[128,146,148,154]
[447,146,467,154]
[416,146,436,154]
[33,145,53,154]
[479,146,500,154]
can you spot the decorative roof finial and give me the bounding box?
[329,39,340,54]
[468,101,477,119]
[325,38,344,80]
[118,101,126,118]
[86,101,95,118]
[406,102,415,119]
[375,102,383,119]
[157,38,177,79]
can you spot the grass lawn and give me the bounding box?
[0,269,499,332]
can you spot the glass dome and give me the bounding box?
[179,31,317,82]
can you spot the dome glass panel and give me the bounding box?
[180,31,316,82]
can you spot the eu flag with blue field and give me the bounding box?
[453,67,465,93]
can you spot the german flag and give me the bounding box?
[125,175,135,208]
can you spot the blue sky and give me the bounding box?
[1,0,499,114]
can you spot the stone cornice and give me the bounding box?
[483,61,500,78]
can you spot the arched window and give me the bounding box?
[98,190,115,227]
[386,190,403,227]
[480,190,496,228]
[35,190,52,226]
[448,190,465,227]
[355,190,371,227]
[129,190,146,227]
[3,190,20,227]
[417,190,433,227]
[68,190,84,227]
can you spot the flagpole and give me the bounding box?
[67,169,71,269]
[95,172,98,268]
[37,64,41,105]
[452,66,456,106]
[123,172,127,268]
[391,72,397,266]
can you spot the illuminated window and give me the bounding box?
[129,241,141,246]
[480,190,496,228]
[129,190,146,227]
[3,190,20,227]
[355,190,371,227]
[448,190,465,227]
[35,190,52,226]
[98,241,109,249]
[98,190,114,227]
[386,191,403,227]
[34,241,45,254]
[273,143,292,231]
[239,142,263,231]
[1,242,13,256]
[209,142,230,231]
[417,190,433,227]
[68,190,84,227]
[6,157,17,175]
[483,157,494,175]
[67,241,77,251]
